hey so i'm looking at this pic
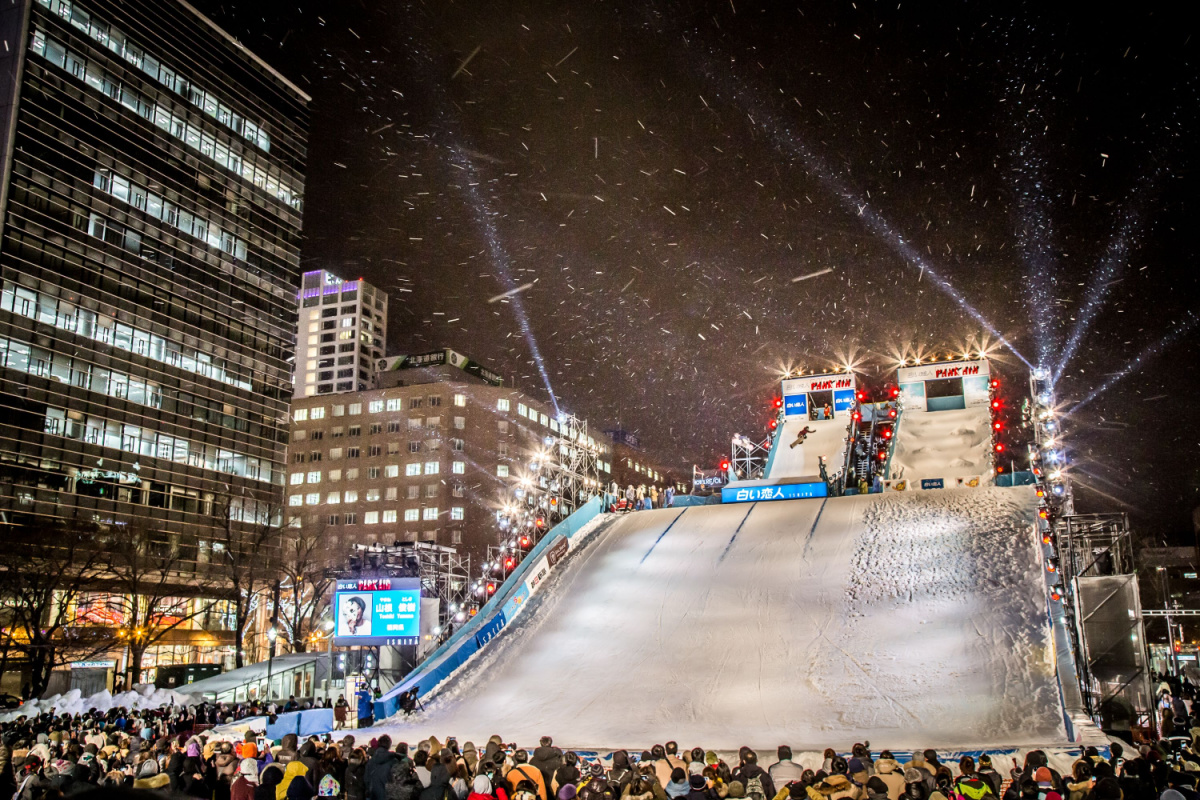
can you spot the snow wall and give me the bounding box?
[375,486,1071,752]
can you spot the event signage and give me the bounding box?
[781,375,855,396]
[333,577,421,646]
[920,478,945,490]
[693,468,728,488]
[896,359,990,384]
[721,481,828,503]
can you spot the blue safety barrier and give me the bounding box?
[375,496,605,719]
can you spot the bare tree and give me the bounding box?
[214,495,284,668]
[275,522,337,653]
[103,523,222,689]
[0,520,115,697]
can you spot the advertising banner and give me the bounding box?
[693,468,728,488]
[833,389,856,412]
[896,359,989,384]
[783,394,808,417]
[722,481,828,503]
[333,577,421,646]
[781,374,855,396]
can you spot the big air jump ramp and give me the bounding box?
[373,487,1077,752]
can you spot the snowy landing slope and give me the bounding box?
[890,406,993,483]
[766,417,849,480]
[375,487,1066,751]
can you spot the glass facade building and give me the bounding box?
[0,0,308,652]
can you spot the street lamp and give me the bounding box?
[266,627,278,702]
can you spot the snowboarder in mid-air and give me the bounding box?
[789,426,816,449]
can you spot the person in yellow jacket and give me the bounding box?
[279,761,310,800]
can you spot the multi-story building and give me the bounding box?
[0,0,308,674]
[287,348,612,563]
[293,270,387,398]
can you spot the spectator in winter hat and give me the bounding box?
[865,778,891,800]
[469,776,494,800]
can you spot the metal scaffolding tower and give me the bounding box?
[730,432,773,481]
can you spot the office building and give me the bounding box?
[288,348,612,563]
[293,269,387,398]
[0,0,308,673]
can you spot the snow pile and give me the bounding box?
[889,406,993,483]
[372,487,1068,751]
[0,684,196,722]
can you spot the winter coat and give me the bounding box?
[768,762,804,789]
[732,765,776,800]
[345,754,368,800]
[667,781,692,799]
[976,771,1002,798]
[365,751,401,800]
[872,762,905,800]
[233,776,258,800]
[554,766,583,793]
[531,747,565,780]
[508,764,550,800]
[257,767,285,800]
[287,774,316,800]
[421,765,458,800]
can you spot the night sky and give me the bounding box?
[192,0,1198,538]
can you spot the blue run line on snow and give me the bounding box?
[639,509,687,565]
[718,504,758,562]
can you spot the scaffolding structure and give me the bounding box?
[730,433,772,481]
[546,412,603,517]
[1052,511,1154,735]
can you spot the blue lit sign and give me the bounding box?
[920,478,945,490]
[783,395,808,417]
[834,389,856,412]
[333,577,421,646]
[721,481,828,503]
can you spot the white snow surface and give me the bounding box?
[766,416,850,480]
[0,684,196,723]
[373,487,1067,752]
[889,406,993,483]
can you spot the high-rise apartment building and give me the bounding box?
[288,348,613,563]
[0,0,307,670]
[293,270,387,398]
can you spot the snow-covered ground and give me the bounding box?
[766,416,849,480]
[372,487,1068,751]
[889,406,993,484]
[0,685,196,723]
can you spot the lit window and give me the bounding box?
[327,492,341,504]
[385,464,399,478]
[305,493,320,505]
[288,495,302,507]
[404,509,419,522]
[517,403,527,417]
[408,418,422,430]
[454,417,465,430]
[452,461,465,474]
[344,490,358,503]
[422,507,438,521]
[348,403,362,415]
[497,398,510,411]
[307,471,321,484]
[366,489,380,502]
[497,465,509,477]
[332,404,345,417]
[450,507,464,521]
[289,473,304,486]
[424,461,439,475]
[383,510,397,523]
[426,417,440,427]
[329,469,342,482]
[386,487,398,501]
[453,394,466,407]
[406,463,421,476]
[293,409,308,422]
[364,511,379,525]
[368,400,383,413]
[386,399,403,411]
[311,407,326,420]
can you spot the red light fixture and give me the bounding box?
[720,459,730,471]
[485,582,496,595]
[1042,533,1052,545]
[504,557,515,570]
[878,452,887,460]
[772,397,783,409]
[993,421,1002,430]
[991,400,1001,409]
[888,408,897,418]
[519,535,531,548]
[768,419,777,430]
[991,379,1000,388]
[890,387,900,398]
[1039,508,1049,520]
[995,443,1005,452]
[881,429,892,439]
[851,411,861,422]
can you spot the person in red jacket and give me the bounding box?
[469,775,496,800]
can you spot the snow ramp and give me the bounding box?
[889,405,994,486]
[765,416,849,481]
[375,487,1069,751]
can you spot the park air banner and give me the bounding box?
[333,577,421,646]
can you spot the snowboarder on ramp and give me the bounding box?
[789,426,816,449]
